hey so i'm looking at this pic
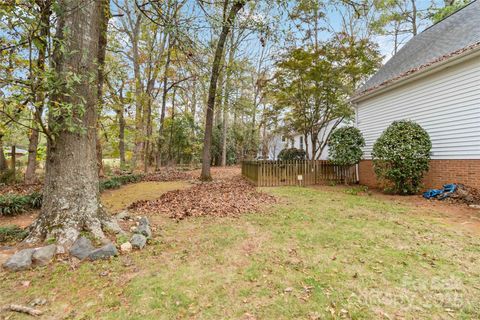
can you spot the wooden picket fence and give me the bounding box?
[241,160,356,187]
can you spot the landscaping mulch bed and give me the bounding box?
[129,176,276,220]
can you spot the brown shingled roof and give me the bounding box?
[354,0,480,99]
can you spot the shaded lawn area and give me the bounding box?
[101,181,190,213]
[1,186,480,319]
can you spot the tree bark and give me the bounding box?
[10,145,16,177]
[25,0,120,248]
[143,78,155,173]
[96,137,105,177]
[221,32,235,167]
[25,129,40,183]
[25,0,51,184]
[118,106,126,168]
[167,87,177,164]
[200,0,246,180]
[0,135,7,172]
[410,0,418,36]
[220,92,228,166]
[96,0,109,178]
[129,14,143,170]
[155,36,173,170]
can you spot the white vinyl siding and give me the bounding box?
[266,119,348,160]
[356,56,480,160]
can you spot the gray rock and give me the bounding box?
[130,234,147,249]
[136,224,152,239]
[32,245,57,266]
[103,217,126,235]
[3,249,34,271]
[116,210,130,220]
[30,297,47,307]
[70,237,95,260]
[88,243,118,261]
[138,216,150,226]
[120,242,132,253]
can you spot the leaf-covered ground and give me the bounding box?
[1,184,480,319]
[129,176,276,220]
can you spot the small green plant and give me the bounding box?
[99,173,144,192]
[116,234,129,244]
[0,225,28,243]
[344,185,368,195]
[0,192,44,216]
[329,126,365,166]
[278,147,306,161]
[372,120,431,195]
[26,192,43,208]
[0,194,30,216]
[100,178,122,191]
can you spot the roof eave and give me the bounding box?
[351,45,480,104]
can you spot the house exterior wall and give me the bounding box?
[267,120,347,160]
[355,55,480,188]
[359,159,480,189]
[356,56,480,160]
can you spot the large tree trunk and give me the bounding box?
[200,0,246,180]
[26,0,120,249]
[96,0,109,178]
[25,0,51,184]
[155,36,173,170]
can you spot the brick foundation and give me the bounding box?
[359,160,480,190]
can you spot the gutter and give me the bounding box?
[351,43,480,103]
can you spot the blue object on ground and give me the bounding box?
[442,184,456,193]
[423,183,457,200]
[423,189,443,199]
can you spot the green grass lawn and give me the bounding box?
[1,186,480,319]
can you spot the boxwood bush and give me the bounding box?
[329,126,365,166]
[372,120,431,195]
[278,147,306,161]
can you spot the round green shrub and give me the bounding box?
[329,126,365,166]
[278,147,306,161]
[372,120,431,195]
